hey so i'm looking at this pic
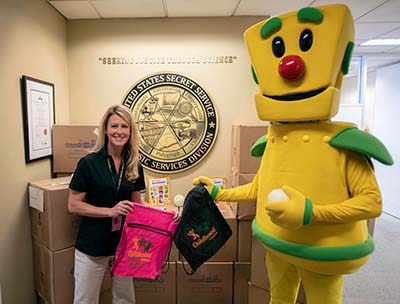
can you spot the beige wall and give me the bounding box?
[67,16,266,197]
[0,0,69,303]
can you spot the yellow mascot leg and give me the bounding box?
[298,267,344,304]
[266,252,344,304]
[266,252,300,304]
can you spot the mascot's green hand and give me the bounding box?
[265,186,313,230]
[192,176,219,199]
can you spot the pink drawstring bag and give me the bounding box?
[111,203,178,280]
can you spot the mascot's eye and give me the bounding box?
[272,37,285,58]
[299,29,313,52]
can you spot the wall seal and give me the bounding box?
[122,72,218,173]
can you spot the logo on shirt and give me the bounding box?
[122,72,219,173]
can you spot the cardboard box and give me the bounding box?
[229,201,256,220]
[229,173,257,220]
[32,240,112,304]
[237,219,252,262]
[134,262,176,304]
[33,241,75,304]
[234,262,251,304]
[248,282,270,304]
[232,125,267,174]
[99,289,112,304]
[231,172,256,187]
[177,262,233,304]
[250,235,269,289]
[52,124,98,173]
[29,176,80,251]
[168,243,179,262]
[208,202,237,262]
[159,205,180,261]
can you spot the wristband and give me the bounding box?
[210,185,219,200]
[303,198,313,225]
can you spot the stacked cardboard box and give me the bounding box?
[52,124,98,174]
[229,125,267,303]
[29,176,79,303]
[32,241,75,304]
[29,177,79,251]
[177,262,233,304]
[208,202,237,262]
[97,262,178,304]
[29,177,112,303]
[230,125,267,260]
[231,173,257,264]
[134,262,177,304]
[231,125,268,176]
[233,262,251,304]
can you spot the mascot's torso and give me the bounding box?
[255,121,371,274]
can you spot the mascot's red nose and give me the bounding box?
[278,55,305,80]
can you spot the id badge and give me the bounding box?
[112,216,122,232]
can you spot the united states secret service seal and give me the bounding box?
[122,72,219,173]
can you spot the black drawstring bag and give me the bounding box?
[173,185,232,274]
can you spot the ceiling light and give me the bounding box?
[361,39,400,46]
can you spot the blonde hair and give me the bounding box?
[93,104,140,181]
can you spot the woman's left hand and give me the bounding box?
[111,200,134,217]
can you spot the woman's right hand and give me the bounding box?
[110,200,134,217]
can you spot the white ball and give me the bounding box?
[267,189,289,201]
[173,194,185,207]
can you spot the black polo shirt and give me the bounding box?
[69,147,146,256]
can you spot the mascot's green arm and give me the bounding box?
[330,128,393,165]
[250,128,393,166]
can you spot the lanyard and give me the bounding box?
[107,158,125,193]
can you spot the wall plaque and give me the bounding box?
[122,72,219,173]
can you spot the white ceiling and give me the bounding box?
[47,0,400,71]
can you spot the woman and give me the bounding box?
[68,104,145,304]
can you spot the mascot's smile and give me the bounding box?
[264,87,326,101]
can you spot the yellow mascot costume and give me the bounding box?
[194,4,393,304]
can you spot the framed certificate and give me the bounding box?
[21,75,55,163]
